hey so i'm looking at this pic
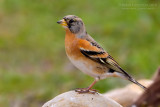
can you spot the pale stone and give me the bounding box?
[42,91,122,107]
[103,79,153,107]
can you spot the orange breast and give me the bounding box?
[65,29,81,60]
[64,29,108,76]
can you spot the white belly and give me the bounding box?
[68,56,98,78]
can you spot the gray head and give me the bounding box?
[57,15,86,34]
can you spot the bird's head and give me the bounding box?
[57,15,86,34]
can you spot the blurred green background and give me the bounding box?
[0,0,160,106]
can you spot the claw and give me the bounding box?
[75,88,98,94]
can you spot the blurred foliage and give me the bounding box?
[0,0,160,106]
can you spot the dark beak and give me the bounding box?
[57,19,67,26]
[57,20,62,24]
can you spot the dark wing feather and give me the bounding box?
[80,48,127,73]
[80,49,108,65]
[79,34,134,77]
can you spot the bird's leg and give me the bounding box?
[87,79,97,90]
[75,79,99,94]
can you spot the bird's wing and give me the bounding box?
[78,37,146,89]
[78,38,109,63]
[78,36,123,72]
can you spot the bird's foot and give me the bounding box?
[75,88,98,94]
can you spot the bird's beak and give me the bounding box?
[57,19,68,27]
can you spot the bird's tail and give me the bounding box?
[127,76,147,89]
[117,67,147,89]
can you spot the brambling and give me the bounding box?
[57,15,146,93]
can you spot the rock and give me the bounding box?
[133,68,160,107]
[103,79,153,107]
[42,91,122,107]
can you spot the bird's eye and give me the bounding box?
[69,19,74,23]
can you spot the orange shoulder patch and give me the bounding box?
[78,39,101,52]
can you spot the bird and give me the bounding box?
[57,15,146,93]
